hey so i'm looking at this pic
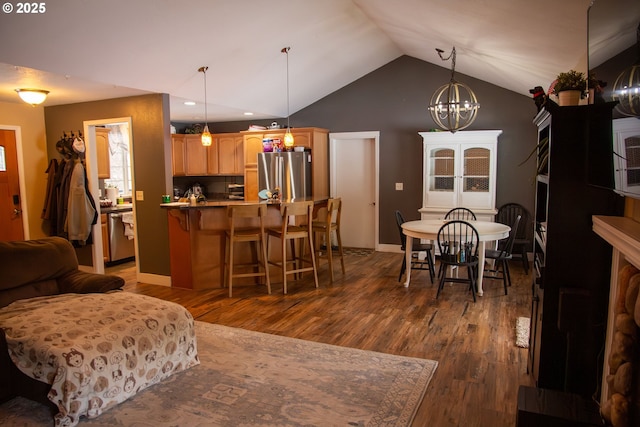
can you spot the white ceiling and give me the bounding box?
[0,0,637,122]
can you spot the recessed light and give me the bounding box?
[244,112,254,116]
[184,101,196,106]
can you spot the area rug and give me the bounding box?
[0,322,437,426]
[516,316,531,348]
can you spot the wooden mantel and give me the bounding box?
[593,215,640,269]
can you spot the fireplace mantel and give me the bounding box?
[593,216,640,269]
[592,215,640,411]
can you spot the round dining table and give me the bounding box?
[401,219,511,296]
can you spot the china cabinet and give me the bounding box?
[419,130,501,221]
[612,117,640,197]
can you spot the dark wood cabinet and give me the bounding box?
[528,101,624,397]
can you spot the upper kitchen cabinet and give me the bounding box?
[172,133,243,176]
[95,127,111,179]
[419,130,502,222]
[241,127,329,201]
[215,133,244,175]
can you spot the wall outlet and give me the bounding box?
[395,182,403,191]
[135,191,144,201]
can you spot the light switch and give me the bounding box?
[136,191,144,201]
[395,182,403,191]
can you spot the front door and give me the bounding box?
[0,129,24,241]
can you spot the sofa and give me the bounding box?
[0,237,199,427]
[0,237,125,408]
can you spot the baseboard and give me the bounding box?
[138,272,171,287]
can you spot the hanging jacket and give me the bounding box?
[65,160,97,243]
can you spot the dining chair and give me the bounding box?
[223,204,271,297]
[496,203,531,274]
[312,198,345,282]
[267,200,319,294]
[484,214,521,294]
[436,220,480,302]
[395,210,434,283]
[444,207,477,221]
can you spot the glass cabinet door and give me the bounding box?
[429,148,455,192]
[462,147,490,193]
[623,134,640,191]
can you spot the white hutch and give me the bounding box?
[419,130,502,221]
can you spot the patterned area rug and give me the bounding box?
[516,316,530,348]
[0,322,437,426]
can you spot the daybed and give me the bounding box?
[0,237,199,426]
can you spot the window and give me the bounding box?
[102,124,132,195]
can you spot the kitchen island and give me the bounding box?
[161,198,328,289]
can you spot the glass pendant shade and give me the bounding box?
[201,124,212,146]
[284,129,294,148]
[612,64,640,117]
[16,89,49,106]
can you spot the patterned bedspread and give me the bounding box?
[0,292,199,426]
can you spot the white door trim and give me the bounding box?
[83,118,136,276]
[0,125,28,239]
[329,131,379,251]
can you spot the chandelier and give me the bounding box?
[611,22,640,117]
[428,47,480,133]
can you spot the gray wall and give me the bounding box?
[44,94,172,274]
[194,55,539,245]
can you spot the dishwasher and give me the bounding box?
[108,211,135,262]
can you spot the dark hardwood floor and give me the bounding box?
[108,250,534,426]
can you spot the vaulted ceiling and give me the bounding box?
[0,0,637,122]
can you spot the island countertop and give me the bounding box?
[160,197,328,209]
[164,197,329,289]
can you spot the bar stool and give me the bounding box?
[267,200,319,294]
[312,198,345,282]
[223,204,271,297]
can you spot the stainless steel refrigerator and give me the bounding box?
[258,150,312,200]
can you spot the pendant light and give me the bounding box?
[15,88,49,106]
[281,47,294,149]
[198,66,212,146]
[428,47,480,133]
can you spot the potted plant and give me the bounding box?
[552,70,587,106]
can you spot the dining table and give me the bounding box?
[401,219,511,296]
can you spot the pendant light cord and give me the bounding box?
[198,66,209,126]
[282,47,291,129]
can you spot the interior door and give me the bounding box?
[0,129,24,241]
[330,132,378,249]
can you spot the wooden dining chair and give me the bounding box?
[496,203,531,274]
[484,214,521,294]
[436,220,480,302]
[223,204,271,298]
[312,198,345,282]
[444,207,477,221]
[395,210,434,283]
[267,200,319,294]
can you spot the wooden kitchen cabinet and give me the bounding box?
[95,127,111,179]
[101,213,110,262]
[171,134,186,176]
[241,127,329,201]
[173,133,244,176]
[215,133,244,175]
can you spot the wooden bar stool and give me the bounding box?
[267,200,319,294]
[312,198,345,282]
[223,204,271,297]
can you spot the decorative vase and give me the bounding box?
[558,90,581,106]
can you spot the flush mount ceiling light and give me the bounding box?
[281,46,294,149]
[198,66,212,147]
[611,22,640,117]
[427,47,480,133]
[15,88,49,106]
